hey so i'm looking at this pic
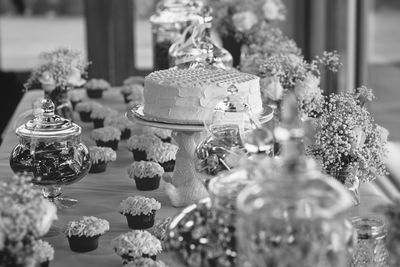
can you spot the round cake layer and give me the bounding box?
[143,68,263,124]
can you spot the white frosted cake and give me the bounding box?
[143,68,263,123]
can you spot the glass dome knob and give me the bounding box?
[41,98,55,117]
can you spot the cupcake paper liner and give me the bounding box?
[67,235,100,252]
[134,176,161,191]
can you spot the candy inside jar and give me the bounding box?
[10,99,91,206]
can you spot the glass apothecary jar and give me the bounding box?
[236,95,355,267]
[10,99,91,205]
[150,0,203,70]
[207,170,254,266]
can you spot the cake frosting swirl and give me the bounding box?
[143,68,263,123]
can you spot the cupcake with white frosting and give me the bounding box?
[85,78,110,98]
[91,126,121,150]
[111,230,162,263]
[90,105,118,128]
[123,76,145,86]
[33,239,54,267]
[127,134,162,161]
[68,90,85,110]
[64,216,110,252]
[75,101,102,122]
[142,126,173,143]
[89,146,117,173]
[146,142,179,172]
[104,113,137,140]
[120,83,144,104]
[124,258,167,267]
[118,196,161,229]
[128,161,164,191]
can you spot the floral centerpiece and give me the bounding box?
[307,87,388,204]
[246,47,341,120]
[208,0,286,66]
[0,174,57,267]
[25,47,89,120]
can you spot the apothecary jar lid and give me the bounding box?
[150,0,204,25]
[16,98,81,139]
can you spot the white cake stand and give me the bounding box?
[127,105,274,207]
[127,106,210,207]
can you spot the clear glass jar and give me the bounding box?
[150,0,203,70]
[236,94,355,267]
[350,216,388,267]
[10,99,91,200]
[168,7,233,69]
[207,170,254,266]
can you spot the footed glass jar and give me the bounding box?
[10,99,91,206]
[150,0,203,70]
[236,94,355,267]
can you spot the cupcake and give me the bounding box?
[128,161,164,191]
[75,101,102,122]
[90,104,118,128]
[118,196,161,229]
[123,76,145,86]
[124,258,167,267]
[146,142,179,172]
[91,126,121,150]
[68,90,85,110]
[104,113,136,140]
[89,146,117,173]
[127,134,162,161]
[85,78,110,98]
[120,84,144,104]
[64,216,110,252]
[111,230,162,262]
[142,126,173,143]
[33,239,54,267]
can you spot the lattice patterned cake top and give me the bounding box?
[145,68,258,88]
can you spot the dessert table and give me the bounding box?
[0,89,398,267]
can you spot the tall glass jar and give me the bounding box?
[350,216,388,267]
[168,7,233,69]
[150,0,203,70]
[236,94,355,267]
[207,169,254,266]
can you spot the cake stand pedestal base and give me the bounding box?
[165,130,209,207]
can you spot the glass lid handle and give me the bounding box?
[40,98,55,118]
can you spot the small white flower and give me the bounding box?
[39,71,56,92]
[67,67,86,87]
[350,127,366,151]
[263,0,281,21]
[260,75,283,101]
[294,73,321,100]
[232,11,258,32]
[35,200,57,236]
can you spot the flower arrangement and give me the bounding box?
[89,146,117,164]
[32,239,54,264]
[209,0,286,43]
[110,230,162,259]
[118,196,161,216]
[250,49,341,119]
[307,87,388,187]
[128,161,165,179]
[0,174,57,267]
[64,216,110,237]
[25,47,88,91]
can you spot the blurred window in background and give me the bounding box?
[368,0,400,141]
[0,0,86,71]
